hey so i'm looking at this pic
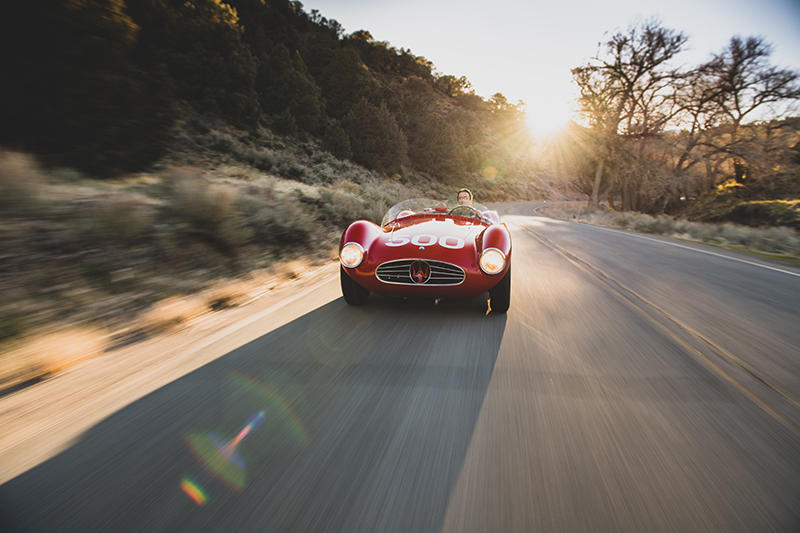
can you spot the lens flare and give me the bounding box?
[186,431,247,491]
[229,372,310,445]
[482,165,499,180]
[221,410,266,459]
[180,477,208,506]
[185,373,310,491]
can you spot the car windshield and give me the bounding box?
[381,198,496,226]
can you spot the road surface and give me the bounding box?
[1,206,799,531]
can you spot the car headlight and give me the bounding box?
[479,248,506,275]
[340,242,365,268]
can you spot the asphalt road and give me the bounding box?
[2,208,799,532]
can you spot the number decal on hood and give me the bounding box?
[385,234,465,249]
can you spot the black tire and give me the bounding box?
[489,268,510,313]
[341,267,369,305]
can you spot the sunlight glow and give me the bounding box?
[524,98,572,139]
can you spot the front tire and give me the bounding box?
[489,268,510,313]
[341,267,369,305]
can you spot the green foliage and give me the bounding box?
[232,145,275,171]
[344,99,408,173]
[127,0,259,127]
[322,119,352,159]
[0,0,174,175]
[1,0,533,183]
[728,201,800,229]
[260,46,325,133]
[314,47,377,120]
[273,109,299,136]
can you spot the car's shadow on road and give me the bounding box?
[1,295,507,532]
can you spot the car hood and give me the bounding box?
[369,217,486,265]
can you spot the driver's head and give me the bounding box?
[457,187,473,206]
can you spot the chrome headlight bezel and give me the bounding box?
[340,242,365,268]
[479,247,506,275]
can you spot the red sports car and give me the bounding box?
[338,198,511,312]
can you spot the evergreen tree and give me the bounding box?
[344,99,408,173]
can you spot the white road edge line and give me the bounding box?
[554,221,800,278]
[187,269,339,355]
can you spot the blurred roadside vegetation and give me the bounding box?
[539,204,800,261]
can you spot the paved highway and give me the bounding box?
[1,208,799,531]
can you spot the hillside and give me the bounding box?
[0,0,534,183]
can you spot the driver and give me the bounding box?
[457,187,474,206]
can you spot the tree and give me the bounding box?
[259,46,325,134]
[344,99,408,173]
[572,21,687,209]
[699,36,800,181]
[0,0,174,175]
[322,118,352,159]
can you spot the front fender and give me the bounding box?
[340,220,383,252]
[477,224,512,257]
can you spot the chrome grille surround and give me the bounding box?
[376,259,465,286]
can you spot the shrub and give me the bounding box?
[729,201,800,229]
[202,129,237,152]
[233,145,275,171]
[0,151,42,213]
[164,168,251,251]
[76,194,155,244]
[318,188,370,227]
[237,194,314,245]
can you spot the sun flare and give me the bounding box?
[524,99,572,139]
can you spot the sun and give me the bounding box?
[524,98,572,139]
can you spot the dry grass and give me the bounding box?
[274,258,312,280]
[541,204,800,258]
[0,327,108,390]
[205,279,258,310]
[136,295,209,336]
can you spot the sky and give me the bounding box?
[302,0,800,137]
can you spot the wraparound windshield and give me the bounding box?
[381,198,496,226]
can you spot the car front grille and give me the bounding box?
[376,259,465,286]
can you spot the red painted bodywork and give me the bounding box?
[340,213,512,297]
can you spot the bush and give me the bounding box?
[0,151,42,213]
[574,207,800,257]
[728,201,800,229]
[237,195,315,245]
[233,145,275,171]
[318,188,370,226]
[74,194,155,244]
[164,168,251,252]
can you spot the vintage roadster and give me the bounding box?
[338,198,511,312]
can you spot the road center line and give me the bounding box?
[522,227,800,439]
